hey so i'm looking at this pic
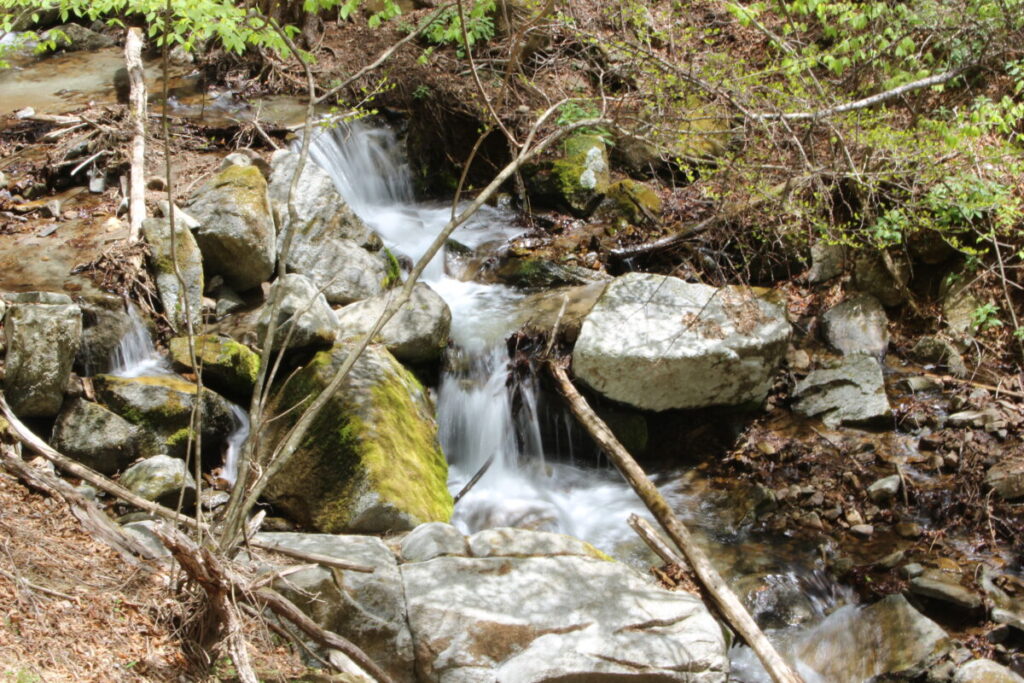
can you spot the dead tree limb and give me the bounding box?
[548,361,804,683]
[628,514,681,567]
[125,27,147,241]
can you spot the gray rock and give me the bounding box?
[868,475,902,504]
[92,373,237,460]
[51,399,155,475]
[986,458,1024,500]
[120,455,196,508]
[255,273,337,350]
[400,522,469,562]
[467,527,605,559]
[2,292,81,417]
[267,149,379,251]
[288,236,394,306]
[335,283,451,364]
[572,273,791,411]
[821,293,889,357]
[953,659,1024,683]
[792,595,950,680]
[122,520,172,559]
[942,276,981,336]
[980,568,1024,633]
[43,24,115,51]
[912,335,968,377]
[902,563,926,579]
[187,165,276,292]
[141,217,203,333]
[402,528,728,682]
[850,524,874,537]
[524,134,612,217]
[807,241,847,283]
[910,571,983,610]
[75,294,133,375]
[853,252,910,307]
[793,354,892,428]
[254,532,415,683]
[155,201,201,231]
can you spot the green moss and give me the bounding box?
[606,179,663,225]
[381,247,402,289]
[169,335,259,400]
[166,427,196,448]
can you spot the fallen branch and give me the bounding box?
[125,27,147,241]
[548,360,804,683]
[609,216,716,263]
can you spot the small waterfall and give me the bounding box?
[221,403,250,485]
[110,306,172,377]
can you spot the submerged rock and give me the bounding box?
[793,354,892,428]
[255,532,414,683]
[51,399,156,475]
[334,283,451,364]
[262,341,451,534]
[120,455,196,508]
[141,217,203,333]
[93,374,236,460]
[255,273,337,351]
[168,334,259,401]
[402,526,729,682]
[572,273,790,411]
[187,164,276,292]
[820,293,889,358]
[2,292,82,417]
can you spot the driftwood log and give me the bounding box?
[549,360,804,683]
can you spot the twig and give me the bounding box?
[0,565,78,601]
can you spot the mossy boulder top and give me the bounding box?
[93,373,237,461]
[524,133,611,217]
[187,164,276,292]
[169,334,259,402]
[262,340,452,534]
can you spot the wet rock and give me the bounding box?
[902,563,926,579]
[909,570,983,611]
[792,595,950,680]
[2,292,82,417]
[187,164,276,292]
[402,527,728,682]
[75,294,132,375]
[93,374,236,460]
[986,458,1024,500]
[400,522,469,562]
[514,283,605,344]
[334,283,451,364]
[980,568,1024,633]
[572,273,791,411]
[524,133,611,217]
[290,237,395,306]
[911,336,967,377]
[850,524,874,537]
[51,399,156,475]
[267,148,379,250]
[255,273,337,350]
[168,334,259,402]
[793,354,892,428]
[853,252,910,307]
[820,293,889,357]
[120,455,196,508]
[254,532,415,683]
[807,241,847,283]
[737,573,822,629]
[43,24,115,51]
[868,474,902,504]
[262,341,451,534]
[953,659,1024,682]
[896,522,924,539]
[489,255,599,289]
[141,217,203,333]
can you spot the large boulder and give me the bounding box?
[141,217,203,333]
[571,273,790,411]
[255,273,337,351]
[820,293,889,358]
[793,354,892,428]
[267,149,379,250]
[954,659,1024,683]
[93,374,237,461]
[853,252,910,307]
[255,532,414,682]
[791,595,950,680]
[524,133,611,217]
[2,292,82,417]
[401,526,729,682]
[168,335,259,402]
[187,164,276,292]
[51,399,157,475]
[262,341,452,534]
[288,237,396,306]
[334,283,451,364]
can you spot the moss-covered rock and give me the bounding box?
[187,164,276,292]
[168,335,259,402]
[262,341,452,534]
[51,399,159,475]
[602,179,663,225]
[524,134,611,217]
[93,373,236,461]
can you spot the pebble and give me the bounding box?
[902,563,925,579]
[850,524,874,537]
[845,508,865,526]
[895,521,923,538]
[868,475,901,503]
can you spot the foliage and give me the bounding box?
[555,100,611,142]
[422,0,495,57]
